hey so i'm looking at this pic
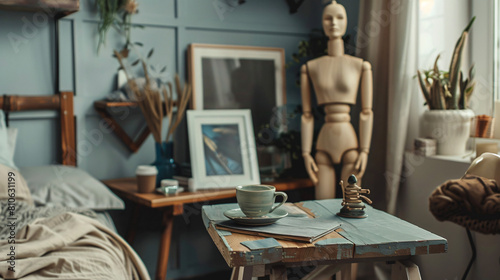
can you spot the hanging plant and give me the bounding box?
[95,0,140,53]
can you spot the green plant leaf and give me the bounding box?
[131,59,140,66]
[464,16,476,32]
[134,42,144,46]
[469,64,476,80]
[417,70,433,109]
[147,48,154,59]
[160,66,167,73]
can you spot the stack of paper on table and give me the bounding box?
[216,217,341,243]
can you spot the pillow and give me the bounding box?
[20,165,124,210]
[0,111,17,170]
[7,127,18,157]
[0,164,33,204]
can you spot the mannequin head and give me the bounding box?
[322,1,347,39]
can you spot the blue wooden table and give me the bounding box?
[202,199,447,280]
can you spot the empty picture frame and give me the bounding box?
[188,43,286,135]
[187,109,260,191]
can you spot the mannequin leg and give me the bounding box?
[315,151,336,199]
[340,150,362,185]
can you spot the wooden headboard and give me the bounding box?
[0,92,76,166]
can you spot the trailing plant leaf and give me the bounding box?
[147,48,154,59]
[95,0,143,53]
[96,0,123,52]
[131,59,140,66]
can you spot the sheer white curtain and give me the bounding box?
[357,0,419,214]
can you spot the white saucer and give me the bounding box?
[223,208,288,226]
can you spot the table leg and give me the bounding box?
[391,260,421,280]
[336,264,351,280]
[156,208,175,280]
[301,264,340,280]
[270,265,287,280]
[231,266,253,280]
[126,204,140,244]
[351,263,358,280]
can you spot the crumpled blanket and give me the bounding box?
[0,201,96,240]
[0,202,150,279]
[429,174,500,234]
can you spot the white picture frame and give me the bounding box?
[187,109,260,191]
[188,43,286,135]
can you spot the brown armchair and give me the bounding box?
[429,152,500,279]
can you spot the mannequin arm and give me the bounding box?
[301,64,318,184]
[355,61,373,178]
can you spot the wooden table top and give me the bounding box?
[202,199,447,267]
[103,177,313,208]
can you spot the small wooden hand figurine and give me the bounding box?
[338,174,372,218]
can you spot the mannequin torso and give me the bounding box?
[306,55,363,105]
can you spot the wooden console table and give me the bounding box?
[103,177,313,280]
[202,199,448,280]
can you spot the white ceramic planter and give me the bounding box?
[421,109,474,155]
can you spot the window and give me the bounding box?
[419,0,496,115]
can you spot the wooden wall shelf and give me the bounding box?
[0,0,79,17]
[94,100,139,109]
[94,100,151,153]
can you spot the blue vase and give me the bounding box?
[152,141,176,187]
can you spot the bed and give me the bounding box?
[0,93,150,279]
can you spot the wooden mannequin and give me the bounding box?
[301,1,373,199]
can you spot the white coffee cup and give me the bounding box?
[136,165,158,193]
[236,185,288,217]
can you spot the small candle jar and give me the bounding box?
[160,179,179,195]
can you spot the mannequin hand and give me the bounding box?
[354,151,368,179]
[303,154,319,185]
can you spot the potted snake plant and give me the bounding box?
[416,17,476,156]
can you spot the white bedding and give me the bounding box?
[0,203,150,279]
[94,211,118,233]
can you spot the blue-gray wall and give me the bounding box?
[1,0,359,176]
[1,0,359,278]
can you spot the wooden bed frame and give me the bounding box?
[0,92,76,166]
